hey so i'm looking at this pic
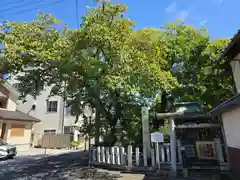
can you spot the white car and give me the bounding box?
[0,139,17,159]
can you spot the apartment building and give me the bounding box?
[8,77,83,146]
[0,82,40,151]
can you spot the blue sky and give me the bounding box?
[0,0,240,39]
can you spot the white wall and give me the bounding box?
[15,85,75,134]
[230,60,240,93]
[17,86,63,135]
[8,76,79,139]
[6,94,17,111]
[222,107,240,149]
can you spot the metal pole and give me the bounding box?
[60,81,66,134]
[88,116,92,167]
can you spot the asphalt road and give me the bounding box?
[0,151,91,180]
[0,151,138,180]
[0,151,220,180]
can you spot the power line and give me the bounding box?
[0,0,46,14]
[1,0,26,8]
[0,0,66,19]
[76,0,80,29]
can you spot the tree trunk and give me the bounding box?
[109,90,121,145]
[94,82,101,145]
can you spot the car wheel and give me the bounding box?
[8,155,14,159]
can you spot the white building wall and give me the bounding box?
[230,60,240,93]
[8,77,77,137]
[6,94,17,111]
[222,106,240,149]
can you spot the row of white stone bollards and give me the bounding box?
[91,142,180,168]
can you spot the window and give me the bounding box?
[12,83,21,90]
[46,101,58,113]
[64,126,73,134]
[65,106,71,116]
[0,102,3,108]
[10,124,25,137]
[44,129,56,135]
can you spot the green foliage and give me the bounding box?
[161,22,234,108]
[69,140,80,148]
[0,3,234,146]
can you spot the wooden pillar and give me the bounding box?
[219,115,230,170]
[214,138,225,169]
[169,117,177,176]
[142,107,151,161]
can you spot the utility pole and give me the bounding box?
[58,80,66,134]
[75,0,80,29]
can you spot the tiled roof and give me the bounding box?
[221,30,240,59]
[209,94,240,115]
[0,92,7,98]
[0,109,41,122]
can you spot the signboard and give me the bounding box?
[196,141,216,160]
[151,132,164,143]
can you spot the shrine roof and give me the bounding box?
[221,30,240,61]
[174,112,211,121]
[209,94,240,115]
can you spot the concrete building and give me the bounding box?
[210,30,240,179]
[8,77,83,146]
[0,82,40,151]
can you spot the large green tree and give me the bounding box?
[161,22,234,108]
[1,3,177,145]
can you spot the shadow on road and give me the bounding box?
[0,151,123,180]
[0,151,231,180]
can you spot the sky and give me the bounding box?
[1,0,240,39]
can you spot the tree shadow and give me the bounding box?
[0,151,122,180]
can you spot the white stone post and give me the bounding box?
[166,145,170,162]
[73,128,79,141]
[136,147,140,166]
[151,148,155,167]
[214,138,225,168]
[116,146,120,165]
[120,147,125,165]
[111,147,115,164]
[101,146,105,163]
[142,107,151,160]
[169,117,177,176]
[177,139,182,165]
[106,147,110,164]
[97,146,101,163]
[155,142,160,169]
[92,148,96,163]
[161,145,165,162]
[127,145,133,167]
